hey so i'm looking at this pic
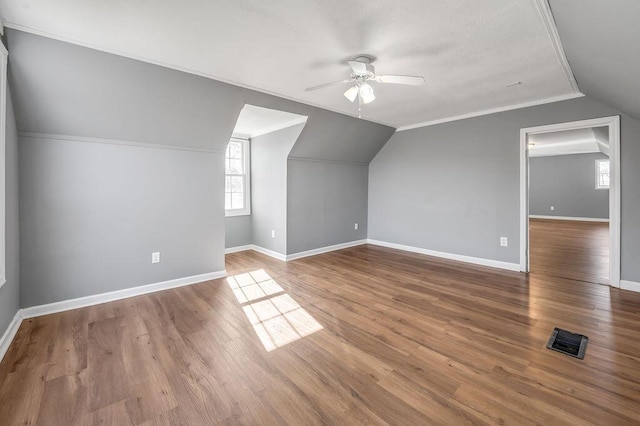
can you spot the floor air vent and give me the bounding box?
[546,327,588,359]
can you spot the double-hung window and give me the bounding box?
[595,159,610,190]
[225,138,251,216]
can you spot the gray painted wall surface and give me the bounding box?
[252,124,304,254]
[550,1,640,121]
[19,136,224,307]
[7,29,394,307]
[287,159,368,254]
[529,153,609,219]
[0,89,20,339]
[369,96,640,282]
[225,216,252,249]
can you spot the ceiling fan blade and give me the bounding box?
[305,79,351,92]
[376,75,425,85]
[347,60,368,74]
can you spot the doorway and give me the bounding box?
[520,116,620,287]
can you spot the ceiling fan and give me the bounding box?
[305,56,424,114]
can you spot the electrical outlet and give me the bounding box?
[152,252,161,263]
[500,237,508,247]
[550,206,555,211]
[354,223,359,230]
[271,230,276,238]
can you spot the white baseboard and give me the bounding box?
[366,239,521,272]
[225,241,368,262]
[225,245,253,254]
[20,270,227,319]
[286,240,368,261]
[529,215,609,223]
[0,310,23,363]
[620,280,640,293]
[249,245,287,261]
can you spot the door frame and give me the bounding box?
[519,116,621,287]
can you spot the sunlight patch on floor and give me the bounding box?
[227,269,323,351]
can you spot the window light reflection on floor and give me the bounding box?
[227,270,323,351]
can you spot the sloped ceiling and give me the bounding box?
[549,0,640,121]
[0,0,579,128]
[529,126,609,157]
[7,29,394,163]
[232,105,307,139]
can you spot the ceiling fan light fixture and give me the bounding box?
[359,83,375,104]
[344,85,359,102]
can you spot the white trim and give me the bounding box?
[286,240,367,261]
[529,215,609,223]
[366,239,520,272]
[20,270,227,319]
[225,245,253,254]
[225,241,368,262]
[532,0,580,92]
[0,47,6,288]
[18,131,222,154]
[249,116,308,138]
[232,133,251,140]
[620,280,640,293]
[520,116,621,287]
[2,22,395,129]
[396,93,584,132]
[0,310,22,363]
[250,245,287,261]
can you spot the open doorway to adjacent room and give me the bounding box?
[520,117,620,287]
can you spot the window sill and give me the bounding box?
[225,210,251,218]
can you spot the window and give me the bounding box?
[595,159,610,190]
[225,138,250,216]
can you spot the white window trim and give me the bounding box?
[0,43,7,288]
[225,137,251,217]
[595,158,610,190]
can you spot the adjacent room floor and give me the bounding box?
[1,244,639,425]
[529,218,610,285]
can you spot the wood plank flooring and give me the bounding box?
[529,218,609,285]
[2,244,640,425]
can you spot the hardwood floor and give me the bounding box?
[2,244,640,425]
[529,218,609,285]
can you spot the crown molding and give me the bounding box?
[396,93,584,132]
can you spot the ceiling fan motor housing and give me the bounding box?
[353,56,376,75]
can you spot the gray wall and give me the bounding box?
[225,216,252,249]
[0,88,20,339]
[529,153,609,219]
[19,136,223,307]
[252,124,304,254]
[369,95,640,283]
[550,1,640,121]
[287,159,368,254]
[7,29,394,307]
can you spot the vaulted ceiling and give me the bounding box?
[0,0,581,128]
[548,0,640,122]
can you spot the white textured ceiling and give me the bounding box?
[529,127,609,157]
[0,0,580,128]
[233,104,307,138]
